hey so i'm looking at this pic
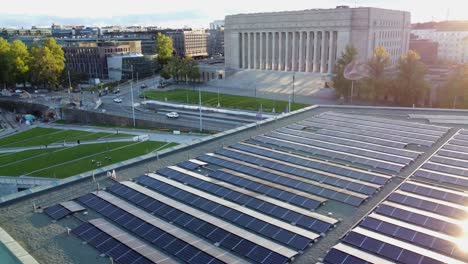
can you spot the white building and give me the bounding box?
[224,6,411,74]
[412,28,468,63]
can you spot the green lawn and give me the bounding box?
[142,89,309,112]
[0,128,133,148]
[0,141,177,178]
[0,128,60,147]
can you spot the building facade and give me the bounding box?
[107,53,156,81]
[409,39,438,64]
[62,40,142,79]
[412,26,468,63]
[208,28,224,56]
[224,6,411,74]
[168,29,209,58]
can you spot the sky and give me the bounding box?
[1,0,468,28]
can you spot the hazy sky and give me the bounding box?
[1,0,468,28]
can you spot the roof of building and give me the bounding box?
[1,105,468,264]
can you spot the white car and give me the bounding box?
[15,89,23,93]
[113,98,123,103]
[166,112,179,118]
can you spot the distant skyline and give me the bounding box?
[1,0,467,28]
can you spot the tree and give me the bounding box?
[437,65,468,108]
[332,45,358,99]
[395,50,428,106]
[156,33,173,66]
[30,38,65,89]
[365,46,391,103]
[0,38,12,87]
[184,56,200,82]
[9,40,31,86]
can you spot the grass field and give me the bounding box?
[142,89,308,112]
[0,141,177,178]
[0,128,132,148]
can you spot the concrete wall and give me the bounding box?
[61,108,195,131]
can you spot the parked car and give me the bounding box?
[112,88,120,94]
[15,89,23,93]
[140,83,148,88]
[113,98,123,103]
[166,112,179,118]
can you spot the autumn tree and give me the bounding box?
[30,38,65,89]
[332,45,358,99]
[365,46,391,103]
[0,38,12,87]
[156,33,173,66]
[395,50,428,106]
[9,40,31,86]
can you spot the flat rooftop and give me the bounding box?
[1,105,467,264]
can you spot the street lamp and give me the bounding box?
[122,65,136,127]
[198,86,203,132]
[292,72,295,103]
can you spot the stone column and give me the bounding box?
[279,32,283,71]
[253,32,257,69]
[242,33,249,69]
[291,31,296,72]
[313,31,319,72]
[248,32,252,69]
[266,32,270,70]
[299,31,304,72]
[328,31,335,74]
[285,32,289,71]
[260,32,264,70]
[320,31,327,73]
[305,31,311,72]
[272,32,276,70]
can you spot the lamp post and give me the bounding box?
[198,87,203,132]
[292,72,295,103]
[129,65,136,127]
[217,86,220,107]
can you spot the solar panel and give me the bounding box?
[178,160,201,170]
[277,127,419,158]
[156,167,334,234]
[72,222,157,264]
[400,182,468,206]
[374,204,462,236]
[76,193,228,264]
[314,129,407,149]
[299,120,434,147]
[248,136,404,173]
[302,118,438,143]
[359,217,465,261]
[136,175,314,252]
[265,132,413,165]
[217,148,378,196]
[387,193,467,220]
[106,182,292,263]
[412,169,468,188]
[198,154,365,206]
[317,113,446,137]
[423,162,468,177]
[44,204,71,220]
[341,231,444,264]
[228,143,390,186]
[323,248,370,264]
[431,156,468,170]
[322,112,449,133]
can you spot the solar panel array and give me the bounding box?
[44,111,452,263]
[323,129,468,264]
[415,129,468,188]
[44,201,85,220]
[323,180,468,264]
